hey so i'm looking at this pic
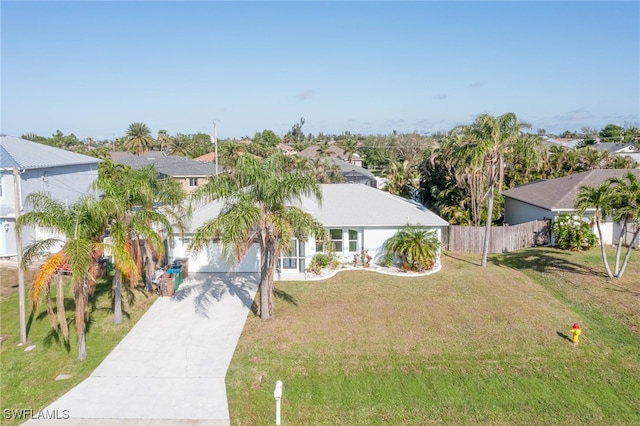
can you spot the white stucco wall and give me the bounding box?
[171,236,260,273]
[176,225,446,276]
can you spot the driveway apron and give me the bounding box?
[24,273,259,426]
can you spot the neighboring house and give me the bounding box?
[113,154,217,193]
[169,184,449,279]
[502,169,640,246]
[542,137,583,149]
[0,135,102,257]
[591,143,640,166]
[297,145,375,187]
[329,157,377,188]
[298,144,364,167]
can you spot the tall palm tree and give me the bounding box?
[168,134,192,157]
[608,172,640,278]
[339,139,358,164]
[17,193,109,360]
[575,182,615,278]
[124,122,154,156]
[189,152,326,320]
[456,112,525,267]
[157,129,171,153]
[94,163,185,322]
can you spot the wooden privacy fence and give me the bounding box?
[442,220,551,253]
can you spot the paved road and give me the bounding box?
[24,273,259,426]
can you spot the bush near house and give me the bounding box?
[551,213,598,251]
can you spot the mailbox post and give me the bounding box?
[274,380,283,425]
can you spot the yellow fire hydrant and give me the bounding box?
[571,323,582,345]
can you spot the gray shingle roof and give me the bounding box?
[300,184,449,227]
[502,169,640,210]
[187,184,448,232]
[0,135,101,169]
[114,155,217,177]
[591,143,638,154]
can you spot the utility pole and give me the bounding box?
[13,167,27,345]
[212,121,218,175]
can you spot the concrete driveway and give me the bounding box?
[24,273,258,426]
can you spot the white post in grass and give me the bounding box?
[274,380,283,425]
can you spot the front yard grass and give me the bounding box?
[0,270,157,426]
[226,247,640,425]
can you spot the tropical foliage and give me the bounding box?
[576,172,640,278]
[16,193,110,360]
[188,152,327,320]
[382,225,441,271]
[551,214,597,251]
[123,122,155,156]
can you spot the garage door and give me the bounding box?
[189,242,260,273]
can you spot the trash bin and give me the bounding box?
[161,273,175,297]
[166,266,182,291]
[171,259,189,279]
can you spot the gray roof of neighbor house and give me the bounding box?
[328,157,375,179]
[297,144,361,161]
[185,184,448,232]
[114,154,217,177]
[0,134,102,169]
[591,143,639,154]
[502,169,640,211]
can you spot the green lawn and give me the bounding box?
[226,247,640,425]
[0,272,157,426]
[2,247,638,426]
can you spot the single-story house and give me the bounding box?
[169,184,449,279]
[591,143,640,166]
[297,144,364,167]
[502,169,640,246]
[0,135,102,257]
[113,153,218,193]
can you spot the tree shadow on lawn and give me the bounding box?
[489,247,606,278]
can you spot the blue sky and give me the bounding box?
[2,1,639,140]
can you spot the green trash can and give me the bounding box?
[166,266,183,291]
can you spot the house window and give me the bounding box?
[348,229,358,252]
[281,239,298,269]
[281,239,305,272]
[189,178,198,187]
[330,229,343,252]
[316,228,343,253]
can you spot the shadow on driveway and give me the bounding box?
[173,273,259,318]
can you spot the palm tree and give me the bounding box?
[169,134,192,157]
[17,193,109,360]
[608,172,640,278]
[456,112,525,267]
[94,163,185,322]
[383,160,421,199]
[339,139,358,164]
[157,129,171,153]
[189,152,326,320]
[124,122,154,156]
[382,226,441,271]
[575,182,615,277]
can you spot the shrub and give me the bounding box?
[382,225,441,272]
[307,253,330,275]
[551,214,597,251]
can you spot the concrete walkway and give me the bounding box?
[24,273,259,426]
